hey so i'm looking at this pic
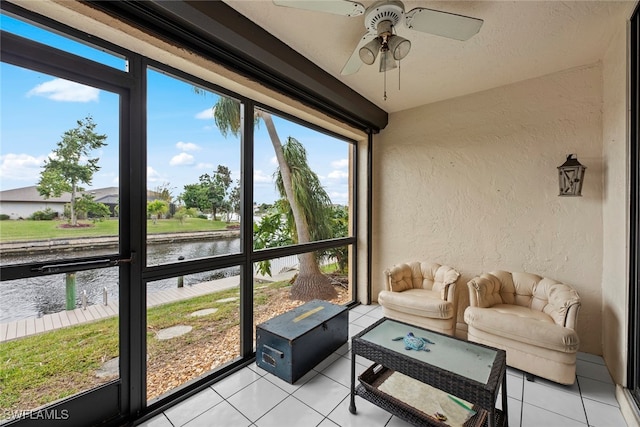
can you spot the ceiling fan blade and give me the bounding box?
[341,32,376,75]
[273,1,365,17]
[405,8,483,41]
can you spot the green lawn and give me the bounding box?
[0,316,120,409]
[0,280,286,411]
[0,218,235,242]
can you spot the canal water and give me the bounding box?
[0,238,243,323]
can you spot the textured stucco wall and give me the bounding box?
[373,64,604,354]
[602,12,631,386]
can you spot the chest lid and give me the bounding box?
[257,299,347,340]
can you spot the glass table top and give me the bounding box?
[358,319,497,384]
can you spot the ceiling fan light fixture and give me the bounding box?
[379,48,397,72]
[388,35,411,60]
[359,38,382,65]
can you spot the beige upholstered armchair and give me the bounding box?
[464,271,581,385]
[378,262,461,335]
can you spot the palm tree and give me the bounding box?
[214,98,337,300]
[275,137,336,300]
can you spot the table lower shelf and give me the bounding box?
[354,384,505,427]
[353,363,506,427]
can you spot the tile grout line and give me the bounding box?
[576,376,590,427]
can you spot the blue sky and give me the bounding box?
[0,14,350,205]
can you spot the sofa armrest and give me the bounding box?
[467,274,503,308]
[383,268,392,291]
[564,303,581,330]
[544,284,581,328]
[434,267,460,301]
[442,281,456,302]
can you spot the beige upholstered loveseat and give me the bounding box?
[464,271,581,384]
[378,262,460,335]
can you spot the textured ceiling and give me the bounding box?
[224,1,635,113]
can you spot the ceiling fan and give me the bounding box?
[273,0,484,75]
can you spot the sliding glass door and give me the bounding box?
[0,13,131,425]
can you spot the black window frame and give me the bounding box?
[629,2,640,409]
[0,2,364,425]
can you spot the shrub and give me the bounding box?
[0,214,10,220]
[29,208,57,220]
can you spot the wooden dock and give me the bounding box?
[0,271,294,342]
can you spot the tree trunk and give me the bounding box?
[70,182,77,226]
[291,251,336,301]
[259,112,336,301]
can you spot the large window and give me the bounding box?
[0,4,360,426]
[146,268,241,403]
[252,107,355,302]
[145,68,242,267]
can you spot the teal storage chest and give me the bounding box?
[256,299,348,383]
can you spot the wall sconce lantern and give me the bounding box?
[558,154,586,197]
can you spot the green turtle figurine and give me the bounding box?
[392,332,435,351]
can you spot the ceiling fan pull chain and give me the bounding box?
[398,60,401,91]
[384,63,387,101]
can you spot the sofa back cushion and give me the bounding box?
[485,271,543,306]
[488,271,580,319]
[492,271,562,310]
[386,262,459,296]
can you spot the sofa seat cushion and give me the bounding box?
[378,289,454,320]
[464,305,579,353]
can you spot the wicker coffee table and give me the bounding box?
[349,318,507,427]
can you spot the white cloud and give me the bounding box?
[328,170,348,180]
[195,107,214,120]
[0,153,46,180]
[169,153,195,166]
[329,191,348,205]
[27,78,99,102]
[176,141,200,152]
[254,169,272,183]
[269,156,278,166]
[196,162,214,169]
[147,166,163,183]
[331,158,349,169]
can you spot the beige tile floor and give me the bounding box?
[138,304,627,427]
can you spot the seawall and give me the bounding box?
[0,230,241,256]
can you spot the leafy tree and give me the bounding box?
[228,181,241,222]
[37,116,107,226]
[180,166,233,220]
[200,165,232,220]
[214,98,337,300]
[253,208,294,276]
[181,183,209,213]
[324,205,349,273]
[257,203,272,213]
